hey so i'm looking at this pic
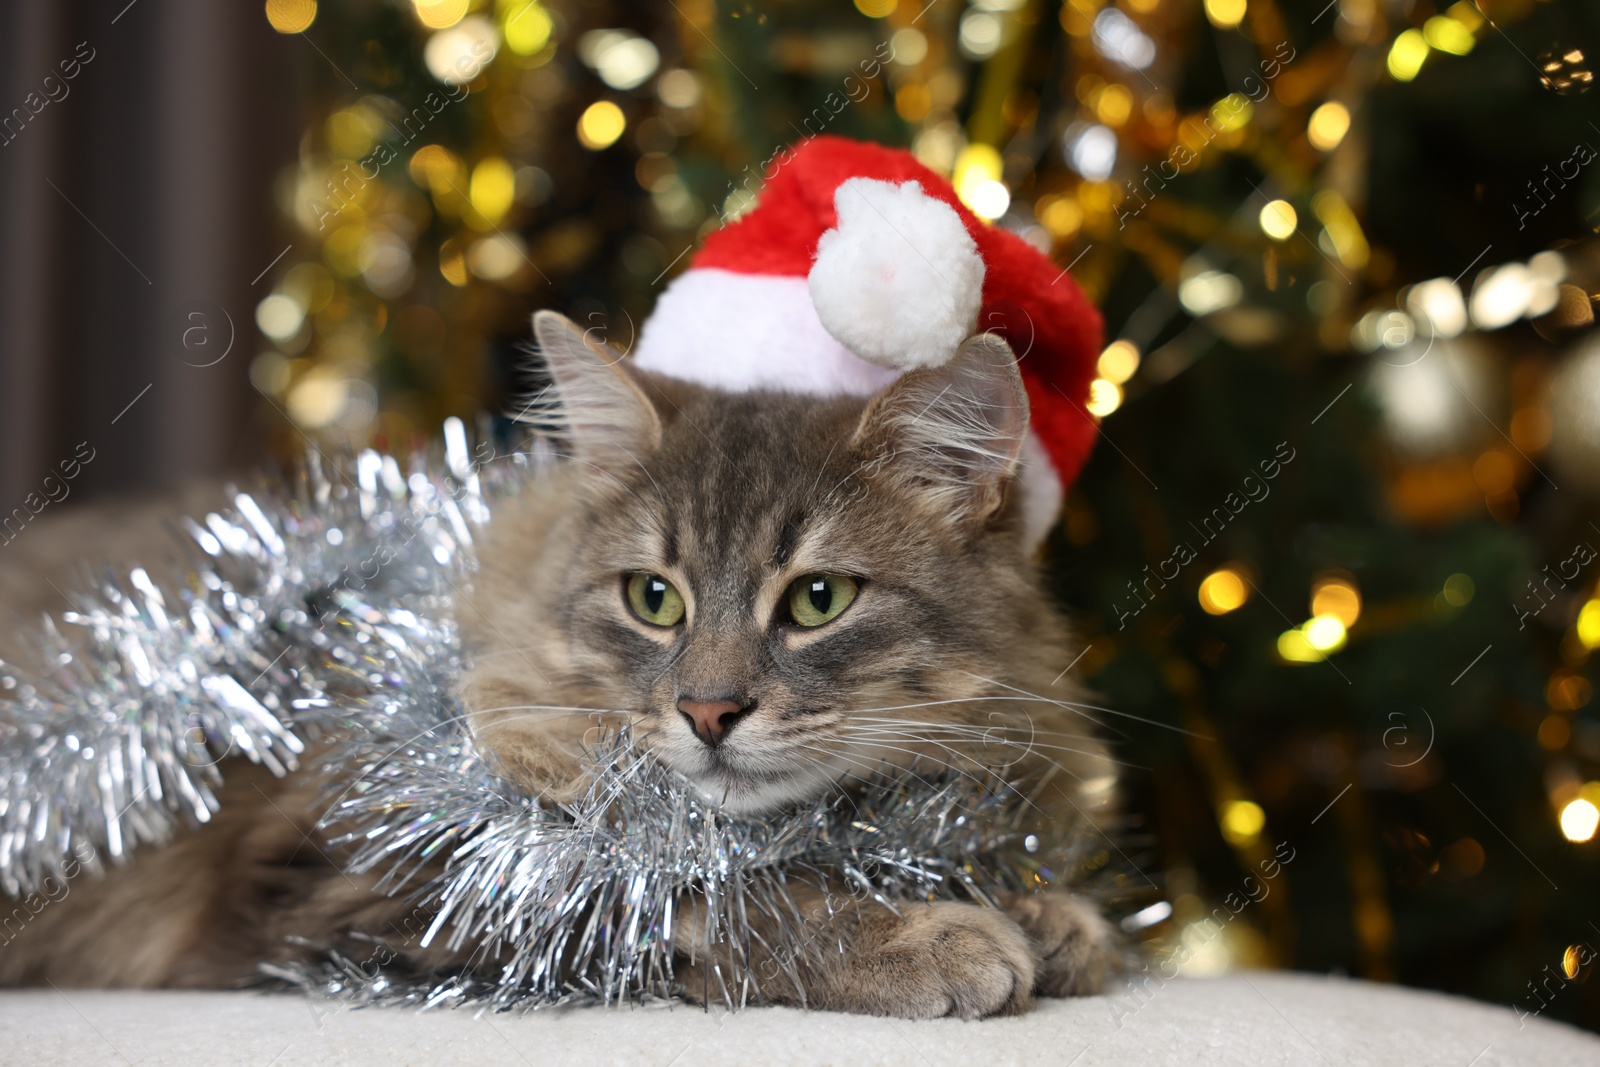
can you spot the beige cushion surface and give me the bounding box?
[1,971,1594,1066]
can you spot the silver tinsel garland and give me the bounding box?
[0,420,1119,1010]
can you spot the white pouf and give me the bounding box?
[2,972,1594,1066]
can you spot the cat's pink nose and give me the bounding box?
[677,698,749,747]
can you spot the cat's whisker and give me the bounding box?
[809,738,1057,821]
[788,741,958,804]
[469,703,635,717]
[836,694,1118,725]
[825,734,1027,781]
[957,671,1212,739]
[790,742,953,793]
[835,725,1149,773]
[851,716,1100,735]
[813,737,1031,797]
[842,716,1101,742]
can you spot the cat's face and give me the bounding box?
[465,313,1095,815]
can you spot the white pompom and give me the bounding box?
[808,178,985,371]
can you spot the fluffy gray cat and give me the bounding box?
[0,312,1116,1018]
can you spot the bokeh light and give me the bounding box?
[1307,102,1350,152]
[1311,575,1361,627]
[1199,568,1249,615]
[502,2,552,56]
[578,101,627,150]
[413,0,469,31]
[1259,200,1298,241]
[469,157,516,228]
[264,0,316,34]
[1222,800,1265,845]
[1203,0,1246,31]
[1560,798,1599,843]
[1097,341,1140,384]
[1388,29,1430,82]
[1086,378,1123,418]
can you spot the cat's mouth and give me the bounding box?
[672,747,842,815]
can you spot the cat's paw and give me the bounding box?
[1001,890,1112,997]
[821,902,1036,1019]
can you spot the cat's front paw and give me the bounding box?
[1001,890,1112,997]
[820,902,1036,1019]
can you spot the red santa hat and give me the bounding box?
[632,136,1102,547]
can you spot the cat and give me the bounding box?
[0,311,1117,1019]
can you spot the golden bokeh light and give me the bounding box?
[264,0,317,34]
[1209,93,1253,133]
[1307,102,1350,152]
[1423,15,1475,56]
[468,156,516,228]
[1097,340,1140,384]
[1259,200,1298,241]
[409,144,463,192]
[1548,673,1592,712]
[1199,568,1249,615]
[1038,195,1083,237]
[1559,797,1599,843]
[286,366,348,428]
[953,143,1003,210]
[1539,714,1571,751]
[502,2,553,56]
[1277,628,1323,663]
[1095,84,1133,127]
[577,101,627,150]
[1311,191,1370,269]
[1203,0,1247,31]
[413,0,468,30]
[854,0,897,16]
[967,180,1011,220]
[1311,575,1361,627]
[1086,378,1123,418]
[1577,600,1600,649]
[1303,614,1348,653]
[1388,29,1430,82]
[256,294,304,342]
[1221,800,1265,845]
[439,240,468,287]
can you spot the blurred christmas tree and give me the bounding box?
[254,0,1600,1029]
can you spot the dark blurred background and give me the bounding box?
[5,0,1600,1032]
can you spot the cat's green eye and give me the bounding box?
[786,574,858,628]
[626,573,686,627]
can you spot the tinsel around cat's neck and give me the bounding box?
[0,420,1123,1010]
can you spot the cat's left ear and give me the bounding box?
[525,310,663,470]
[852,331,1029,522]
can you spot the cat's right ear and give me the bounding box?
[524,310,663,471]
[851,331,1029,524]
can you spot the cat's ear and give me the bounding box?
[852,331,1029,521]
[525,310,662,470]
